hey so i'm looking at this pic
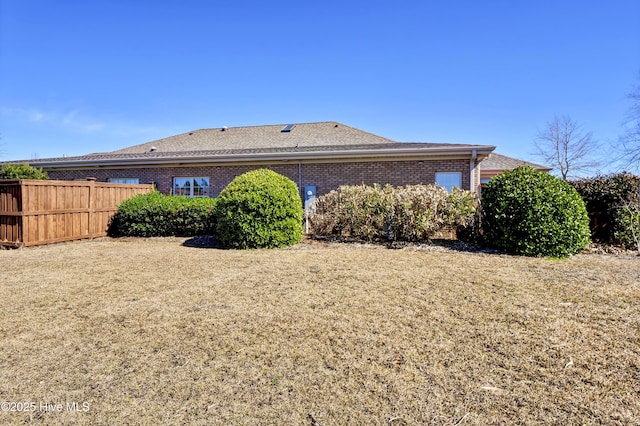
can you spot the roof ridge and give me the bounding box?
[195,121,341,132]
[107,121,401,154]
[326,122,397,143]
[108,122,352,153]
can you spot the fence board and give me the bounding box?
[0,179,154,247]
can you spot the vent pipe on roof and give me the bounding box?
[149,146,157,152]
[221,126,228,131]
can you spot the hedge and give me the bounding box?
[309,183,478,242]
[108,191,217,237]
[570,172,640,249]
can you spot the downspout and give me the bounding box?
[470,149,477,192]
[299,161,309,234]
[298,161,302,198]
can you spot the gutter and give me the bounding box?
[26,145,497,169]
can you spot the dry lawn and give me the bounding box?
[0,238,639,425]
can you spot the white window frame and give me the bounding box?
[107,178,140,184]
[435,172,462,193]
[173,177,210,197]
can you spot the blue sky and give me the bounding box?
[1,0,639,173]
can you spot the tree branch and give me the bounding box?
[534,115,600,180]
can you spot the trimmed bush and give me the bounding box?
[447,188,482,243]
[309,183,478,242]
[214,169,303,249]
[0,163,48,180]
[570,172,640,249]
[108,191,217,237]
[612,205,640,250]
[310,184,393,241]
[481,166,590,257]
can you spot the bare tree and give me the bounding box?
[619,81,640,170]
[534,115,600,180]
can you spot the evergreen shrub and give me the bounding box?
[481,166,590,257]
[214,169,303,249]
[570,172,640,249]
[0,163,48,180]
[108,191,217,237]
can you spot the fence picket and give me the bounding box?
[0,179,154,247]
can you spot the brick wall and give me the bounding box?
[46,158,475,197]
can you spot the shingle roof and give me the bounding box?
[6,121,497,167]
[480,153,551,171]
[111,121,397,154]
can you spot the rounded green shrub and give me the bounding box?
[214,169,303,249]
[481,166,590,257]
[108,191,217,237]
[0,163,48,180]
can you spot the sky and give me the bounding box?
[1,0,639,174]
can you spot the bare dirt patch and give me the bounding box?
[0,238,638,425]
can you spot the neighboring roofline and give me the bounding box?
[479,153,552,173]
[481,167,553,173]
[16,144,496,169]
[480,165,553,173]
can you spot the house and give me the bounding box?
[6,122,548,199]
[478,153,551,185]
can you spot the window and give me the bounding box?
[108,178,140,184]
[435,172,461,193]
[173,177,210,197]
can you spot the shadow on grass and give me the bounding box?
[182,234,502,254]
[182,235,223,249]
[387,239,499,253]
[308,235,498,254]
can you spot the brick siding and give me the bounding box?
[46,159,475,197]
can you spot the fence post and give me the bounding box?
[87,177,96,239]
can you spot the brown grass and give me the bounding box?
[0,238,639,425]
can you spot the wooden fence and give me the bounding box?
[0,179,154,247]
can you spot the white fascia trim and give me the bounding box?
[31,146,496,169]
